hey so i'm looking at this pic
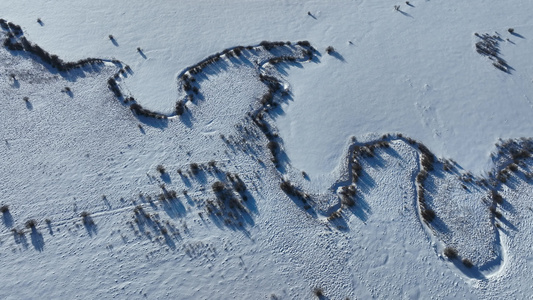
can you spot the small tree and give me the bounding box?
[325,46,335,54]
[25,219,37,229]
[313,287,324,298]
[156,164,166,174]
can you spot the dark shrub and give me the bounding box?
[212,181,225,193]
[280,180,294,195]
[421,209,435,222]
[156,164,166,174]
[313,287,324,297]
[0,205,9,213]
[267,141,279,152]
[341,195,355,207]
[443,247,458,259]
[491,190,503,204]
[190,163,200,175]
[25,219,37,229]
[462,258,474,268]
[325,46,335,54]
[489,207,502,219]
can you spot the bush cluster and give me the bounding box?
[259,40,288,51]
[3,35,103,72]
[280,180,309,204]
[130,103,167,119]
[475,33,510,73]
[339,185,356,207]
[0,19,22,35]
[175,100,186,116]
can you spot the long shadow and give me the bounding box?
[497,214,518,231]
[25,100,33,110]
[425,213,450,234]
[160,173,172,184]
[138,50,147,59]
[179,111,194,128]
[12,78,19,88]
[398,10,414,18]
[330,51,345,62]
[2,210,14,227]
[179,173,193,187]
[30,227,44,251]
[345,195,371,222]
[82,214,98,236]
[162,232,176,249]
[12,229,29,249]
[111,39,119,47]
[356,169,376,194]
[328,212,350,231]
[449,257,487,280]
[206,196,255,235]
[161,198,187,219]
[364,152,388,169]
[46,221,53,235]
[7,50,107,81]
[133,113,169,129]
[511,32,525,39]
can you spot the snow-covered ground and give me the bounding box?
[1,1,532,299]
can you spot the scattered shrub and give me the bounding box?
[325,46,335,54]
[0,205,9,213]
[508,28,514,33]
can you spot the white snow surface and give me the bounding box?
[0,1,533,299]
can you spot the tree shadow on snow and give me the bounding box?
[2,210,14,227]
[30,227,45,252]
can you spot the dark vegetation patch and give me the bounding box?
[474,32,511,73]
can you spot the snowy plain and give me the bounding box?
[0,1,532,299]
